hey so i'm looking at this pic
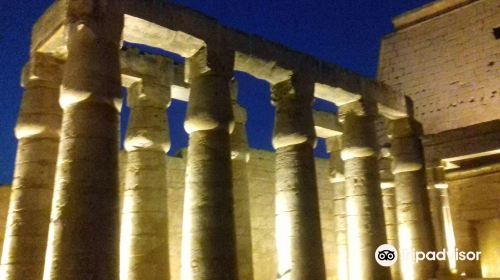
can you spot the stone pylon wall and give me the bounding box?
[378,0,500,134]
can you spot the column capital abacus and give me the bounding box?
[15,54,64,140]
[231,108,249,161]
[229,80,249,161]
[379,151,395,189]
[66,0,124,46]
[59,0,123,111]
[127,81,171,109]
[271,73,316,149]
[21,53,64,88]
[337,96,378,122]
[326,135,345,183]
[340,112,378,160]
[125,81,171,153]
[387,117,425,174]
[385,117,423,139]
[326,135,343,153]
[184,46,235,134]
[426,166,447,187]
[186,46,235,81]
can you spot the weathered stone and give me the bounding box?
[340,104,390,280]
[181,47,238,280]
[272,74,326,280]
[43,1,124,279]
[0,57,62,280]
[120,79,171,280]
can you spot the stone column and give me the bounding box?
[379,150,400,280]
[180,47,238,280]
[120,81,171,280]
[326,136,348,280]
[43,1,124,279]
[387,118,435,280]
[426,167,451,277]
[272,74,326,280]
[339,101,390,280]
[230,82,254,280]
[0,55,62,280]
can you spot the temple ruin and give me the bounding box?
[0,0,498,279]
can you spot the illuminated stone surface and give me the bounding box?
[230,86,255,280]
[271,75,326,280]
[0,0,498,279]
[340,103,391,280]
[121,80,171,280]
[0,55,62,280]
[181,47,238,280]
[387,117,435,280]
[42,1,124,279]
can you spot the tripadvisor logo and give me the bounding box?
[375,244,482,266]
[375,244,398,267]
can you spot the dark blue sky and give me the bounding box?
[0,0,434,184]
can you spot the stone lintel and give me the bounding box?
[235,52,292,85]
[314,83,360,106]
[31,0,408,117]
[445,162,500,181]
[422,120,500,167]
[123,15,206,58]
[120,48,189,104]
[120,48,174,86]
[313,111,342,139]
[30,1,66,58]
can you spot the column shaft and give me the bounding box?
[275,143,325,280]
[382,187,400,280]
[230,102,254,280]
[389,118,435,280]
[332,182,348,280]
[182,130,236,279]
[120,82,171,280]
[0,71,62,279]
[394,171,435,278]
[272,76,325,280]
[427,184,451,277]
[379,154,400,280]
[43,2,123,279]
[181,48,238,280]
[341,110,390,280]
[327,137,348,280]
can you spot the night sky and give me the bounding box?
[0,0,435,184]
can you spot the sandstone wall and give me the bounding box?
[378,0,500,134]
[447,170,500,277]
[476,218,500,278]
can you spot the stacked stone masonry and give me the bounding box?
[0,0,499,279]
[379,0,500,278]
[378,0,500,134]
